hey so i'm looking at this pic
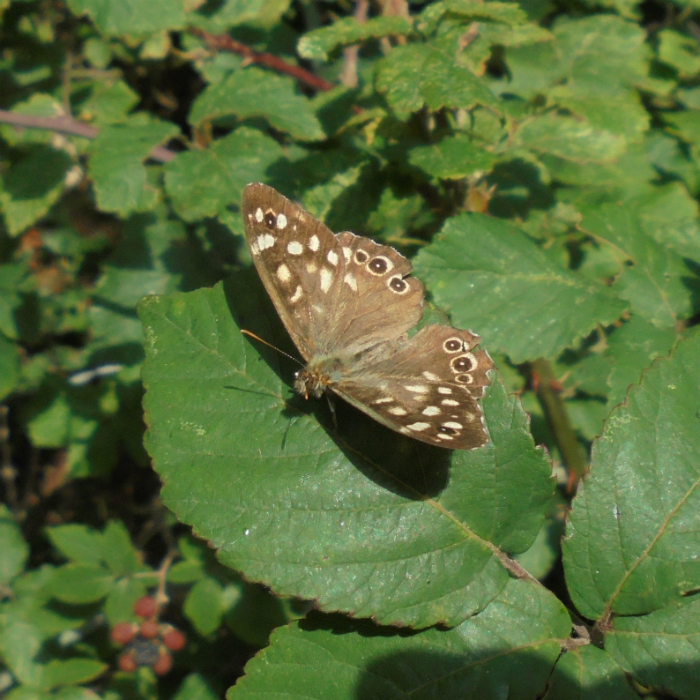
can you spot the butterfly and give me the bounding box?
[242,183,493,449]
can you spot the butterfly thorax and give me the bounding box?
[294,355,345,399]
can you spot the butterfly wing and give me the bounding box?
[242,183,424,359]
[243,183,339,360]
[333,325,493,449]
[243,183,493,450]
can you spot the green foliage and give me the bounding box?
[139,280,553,628]
[1,0,699,698]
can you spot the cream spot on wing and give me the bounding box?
[256,233,275,251]
[309,235,320,251]
[443,421,462,430]
[389,407,408,416]
[438,387,453,395]
[327,250,339,266]
[255,207,263,223]
[422,406,441,416]
[422,371,440,381]
[320,268,333,293]
[405,385,428,394]
[342,247,352,262]
[438,433,454,441]
[276,213,288,229]
[307,262,318,274]
[276,264,291,283]
[441,399,459,406]
[407,422,430,432]
[373,397,393,404]
[290,285,303,303]
[344,273,357,291]
[287,241,303,255]
[250,241,259,255]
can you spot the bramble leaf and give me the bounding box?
[140,274,553,628]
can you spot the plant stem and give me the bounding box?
[531,358,589,489]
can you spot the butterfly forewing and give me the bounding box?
[243,183,338,359]
[242,183,493,450]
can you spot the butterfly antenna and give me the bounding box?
[241,330,303,366]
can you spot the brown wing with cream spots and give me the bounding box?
[243,183,345,360]
[333,325,493,449]
[325,231,424,356]
[242,184,424,359]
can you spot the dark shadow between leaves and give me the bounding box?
[222,270,451,500]
[682,257,700,322]
[488,157,554,220]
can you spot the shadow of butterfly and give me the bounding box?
[242,183,493,450]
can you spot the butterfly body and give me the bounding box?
[242,183,493,449]
[295,355,343,398]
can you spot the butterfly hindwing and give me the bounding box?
[335,325,493,449]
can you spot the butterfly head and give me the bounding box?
[294,356,343,400]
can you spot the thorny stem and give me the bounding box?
[530,358,589,490]
[0,110,176,162]
[192,28,335,92]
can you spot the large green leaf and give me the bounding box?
[164,128,284,222]
[89,120,178,216]
[606,595,700,700]
[45,524,105,566]
[67,0,185,35]
[48,563,114,604]
[376,43,499,121]
[409,135,496,179]
[563,329,700,619]
[568,315,678,410]
[580,203,694,328]
[298,16,413,61]
[140,272,554,628]
[190,68,324,142]
[0,146,73,236]
[228,579,570,700]
[546,645,638,700]
[516,114,626,163]
[413,213,627,363]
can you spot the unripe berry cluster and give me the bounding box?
[110,596,186,675]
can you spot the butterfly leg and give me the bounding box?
[324,390,338,430]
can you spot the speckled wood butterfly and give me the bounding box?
[242,183,493,449]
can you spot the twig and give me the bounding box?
[192,28,335,92]
[496,550,539,584]
[0,109,176,162]
[341,0,369,88]
[154,549,176,609]
[0,109,98,139]
[530,358,589,490]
